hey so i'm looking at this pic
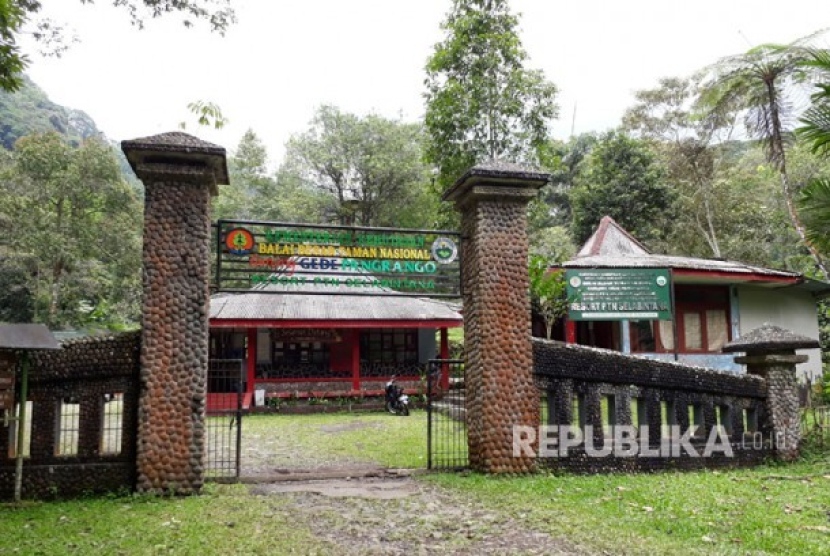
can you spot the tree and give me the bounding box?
[569,131,674,245]
[280,105,438,228]
[698,31,830,279]
[0,132,142,328]
[625,77,737,258]
[212,129,274,221]
[529,254,568,340]
[424,0,558,193]
[0,0,235,92]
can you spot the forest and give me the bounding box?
[1,0,830,353]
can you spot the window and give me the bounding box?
[716,405,733,435]
[273,341,329,366]
[101,393,124,455]
[629,286,731,354]
[57,397,80,456]
[360,329,418,365]
[661,401,676,439]
[743,408,758,433]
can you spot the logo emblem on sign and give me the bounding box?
[656,276,668,287]
[431,237,458,264]
[569,276,582,288]
[225,228,255,255]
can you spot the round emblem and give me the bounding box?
[656,276,668,287]
[225,228,255,255]
[569,276,582,288]
[431,237,458,264]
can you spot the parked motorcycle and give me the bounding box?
[385,376,410,416]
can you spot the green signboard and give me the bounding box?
[215,220,461,298]
[566,268,672,321]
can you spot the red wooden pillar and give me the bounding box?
[351,329,361,392]
[565,320,577,344]
[440,327,450,390]
[246,328,257,394]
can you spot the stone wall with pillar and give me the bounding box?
[443,161,549,473]
[122,132,228,493]
[723,323,819,461]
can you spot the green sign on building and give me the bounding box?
[566,268,672,321]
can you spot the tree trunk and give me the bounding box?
[767,80,830,280]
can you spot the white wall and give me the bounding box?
[736,286,822,379]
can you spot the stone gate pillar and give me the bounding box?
[723,323,819,461]
[122,132,228,493]
[443,161,549,473]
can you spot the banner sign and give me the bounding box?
[272,329,342,343]
[215,220,461,298]
[566,268,672,321]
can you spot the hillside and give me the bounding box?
[0,74,102,150]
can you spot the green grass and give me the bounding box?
[0,484,326,555]
[428,459,830,555]
[244,411,428,469]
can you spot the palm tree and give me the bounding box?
[699,31,830,279]
[797,47,830,258]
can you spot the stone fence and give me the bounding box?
[531,338,778,473]
[0,332,140,499]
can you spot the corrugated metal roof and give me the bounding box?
[563,254,800,278]
[211,268,462,322]
[0,324,61,350]
[567,216,801,279]
[210,292,462,322]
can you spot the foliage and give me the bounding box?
[280,105,438,228]
[0,132,142,329]
[424,0,558,197]
[569,130,674,245]
[528,254,568,340]
[0,0,236,92]
[0,73,101,150]
[180,100,228,130]
[0,254,35,322]
[212,129,272,220]
[698,31,830,279]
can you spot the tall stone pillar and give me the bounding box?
[723,323,819,461]
[443,161,549,473]
[122,132,228,493]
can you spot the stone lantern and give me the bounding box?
[722,323,819,461]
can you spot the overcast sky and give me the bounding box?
[22,0,830,166]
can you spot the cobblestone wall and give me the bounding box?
[532,339,773,472]
[0,333,140,500]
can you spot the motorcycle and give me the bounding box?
[384,375,410,416]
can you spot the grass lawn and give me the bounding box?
[243,410,429,469]
[0,484,326,556]
[428,458,830,555]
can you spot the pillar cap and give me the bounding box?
[442,159,550,203]
[722,323,820,354]
[121,131,229,195]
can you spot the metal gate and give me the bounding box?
[206,359,243,480]
[426,359,467,470]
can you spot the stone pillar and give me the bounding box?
[442,161,549,473]
[723,323,819,461]
[122,132,228,493]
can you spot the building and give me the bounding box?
[208,270,462,403]
[551,216,828,379]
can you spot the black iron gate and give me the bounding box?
[206,359,243,480]
[426,359,467,470]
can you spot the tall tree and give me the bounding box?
[0,132,142,328]
[0,0,235,91]
[698,31,830,279]
[280,105,438,228]
[569,131,674,245]
[213,129,274,221]
[424,0,558,193]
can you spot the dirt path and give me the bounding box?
[251,476,586,555]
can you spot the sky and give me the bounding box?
[22,0,830,167]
